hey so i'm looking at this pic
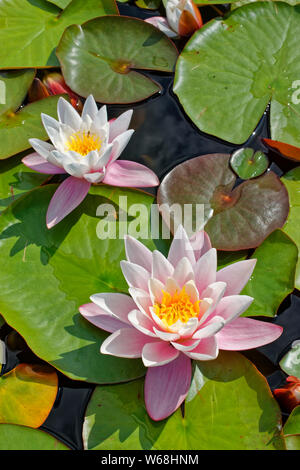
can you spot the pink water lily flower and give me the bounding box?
[79,226,283,421]
[22,95,159,228]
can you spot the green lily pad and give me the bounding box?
[0,424,69,450]
[157,153,289,250]
[135,0,161,9]
[284,406,300,435]
[281,167,300,289]
[280,341,300,378]
[83,351,283,450]
[230,148,268,180]
[47,0,71,8]
[174,2,300,146]
[241,230,298,317]
[0,364,58,428]
[0,184,168,383]
[57,16,178,104]
[0,95,68,160]
[0,70,35,116]
[0,152,49,213]
[0,0,118,69]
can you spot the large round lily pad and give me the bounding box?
[0,70,35,116]
[241,230,298,317]
[0,95,67,160]
[283,406,300,450]
[57,16,178,104]
[281,167,300,289]
[157,154,289,250]
[0,364,58,428]
[0,184,167,383]
[0,0,118,69]
[174,2,300,146]
[0,152,49,213]
[0,424,69,450]
[83,351,283,450]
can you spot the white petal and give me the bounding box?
[109,129,134,163]
[148,278,164,304]
[152,250,174,284]
[109,110,133,143]
[153,327,180,342]
[193,316,225,339]
[173,257,194,287]
[57,97,82,130]
[84,172,105,183]
[82,95,98,121]
[29,138,55,161]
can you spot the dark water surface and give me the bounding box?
[0,1,299,450]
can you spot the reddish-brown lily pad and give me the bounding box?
[263,138,300,162]
[157,154,289,250]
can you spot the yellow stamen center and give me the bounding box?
[154,287,200,327]
[66,131,101,156]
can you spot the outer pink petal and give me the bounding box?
[89,292,136,325]
[103,160,159,187]
[120,260,150,291]
[194,248,217,293]
[190,230,212,261]
[79,303,127,332]
[144,353,191,421]
[152,250,174,284]
[100,328,157,358]
[216,259,257,296]
[22,153,66,174]
[142,341,179,367]
[184,336,218,360]
[124,235,152,272]
[168,225,196,267]
[216,318,283,351]
[46,176,90,229]
[212,295,253,324]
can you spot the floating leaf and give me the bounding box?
[230,148,268,179]
[280,342,300,378]
[135,0,161,9]
[0,70,35,116]
[83,351,283,450]
[241,230,298,317]
[263,139,300,162]
[0,152,49,213]
[0,424,69,450]
[0,0,118,69]
[0,95,68,160]
[0,184,169,383]
[157,154,289,250]
[57,16,178,104]
[281,168,300,289]
[0,364,58,428]
[174,2,300,146]
[47,0,71,8]
[283,406,300,440]
[195,0,300,4]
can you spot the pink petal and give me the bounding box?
[128,309,156,337]
[100,328,156,358]
[144,353,191,421]
[152,250,174,284]
[199,281,227,323]
[213,295,253,324]
[89,292,136,325]
[120,260,150,291]
[168,225,196,267]
[46,176,90,229]
[109,110,133,143]
[172,337,200,352]
[184,336,218,360]
[216,259,257,296]
[103,160,159,188]
[153,327,180,342]
[194,248,217,293]
[124,235,152,272]
[173,257,194,287]
[79,303,127,332]
[216,317,283,350]
[192,317,225,339]
[190,230,212,261]
[22,153,66,175]
[129,287,152,317]
[142,341,179,367]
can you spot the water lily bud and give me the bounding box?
[274,376,300,412]
[28,78,50,103]
[166,0,203,37]
[43,72,83,112]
